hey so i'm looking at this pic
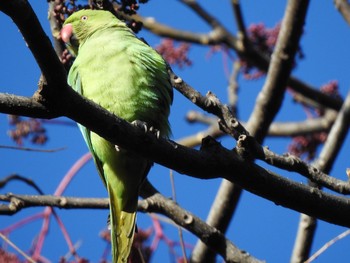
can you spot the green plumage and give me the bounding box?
[62,10,172,263]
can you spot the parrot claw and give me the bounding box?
[131,120,160,139]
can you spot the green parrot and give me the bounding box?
[61,9,172,262]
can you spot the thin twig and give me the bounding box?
[0,232,36,263]
[231,0,248,47]
[0,174,44,195]
[169,170,188,263]
[227,61,241,115]
[169,68,249,140]
[0,145,66,153]
[305,229,350,263]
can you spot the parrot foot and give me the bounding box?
[131,120,160,139]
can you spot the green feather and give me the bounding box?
[63,9,172,263]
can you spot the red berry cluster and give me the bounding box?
[320,80,340,98]
[117,0,149,15]
[288,132,328,161]
[52,0,80,25]
[288,81,341,160]
[7,115,48,146]
[156,38,192,69]
[0,248,20,263]
[248,23,280,55]
[240,23,303,80]
[316,80,340,116]
[240,23,280,80]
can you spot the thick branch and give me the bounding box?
[169,69,248,140]
[0,93,56,118]
[0,194,109,215]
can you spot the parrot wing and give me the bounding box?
[68,69,106,186]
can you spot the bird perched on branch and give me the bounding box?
[61,9,172,262]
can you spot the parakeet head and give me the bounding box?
[61,10,126,56]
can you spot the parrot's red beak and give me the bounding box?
[61,24,73,43]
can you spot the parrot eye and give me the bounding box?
[81,16,88,21]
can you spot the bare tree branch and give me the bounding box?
[0,174,44,195]
[227,61,241,115]
[179,109,336,150]
[231,0,248,43]
[0,145,65,153]
[334,0,350,25]
[315,91,350,173]
[190,178,242,263]
[236,134,350,195]
[169,69,248,140]
[0,194,109,215]
[132,14,225,45]
[291,214,317,263]
[0,93,55,118]
[267,111,336,136]
[291,90,350,262]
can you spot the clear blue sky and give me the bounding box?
[1,1,350,262]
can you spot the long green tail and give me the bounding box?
[107,183,137,263]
